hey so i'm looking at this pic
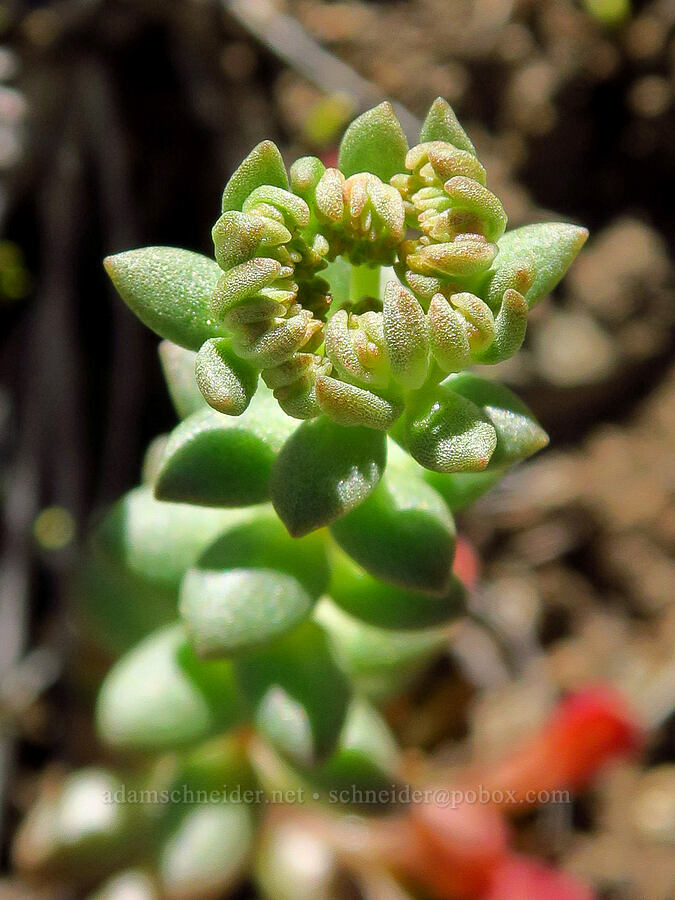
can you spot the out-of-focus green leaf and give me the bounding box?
[328,544,465,630]
[96,624,245,752]
[158,341,206,419]
[180,569,314,657]
[221,140,289,213]
[303,699,401,811]
[154,388,296,507]
[80,487,246,653]
[13,769,142,883]
[270,416,387,537]
[338,102,408,183]
[88,870,160,900]
[190,511,330,598]
[402,387,497,473]
[158,802,253,900]
[316,599,449,701]
[104,248,225,351]
[419,97,476,155]
[444,373,549,467]
[489,224,588,309]
[234,621,350,767]
[423,468,504,512]
[330,443,456,595]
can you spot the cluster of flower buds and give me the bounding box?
[106,98,587,477]
[197,99,586,446]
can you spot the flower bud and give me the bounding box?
[428,294,471,373]
[324,309,389,388]
[234,311,320,368]
[406,234,497,279]
[211,258,282,320]
[195,337,259,416]
[448,291,495,353]
[477,288,528,363]
[242,184,310,231]
[315,376,402,430]
[383,281,429,389]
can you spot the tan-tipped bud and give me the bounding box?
[406,235,497,278]
[212,211,266,271]
[315,168,346,224]
[195,337,259,416]
[211,258,282,320]
[428,294,471,373]
[484,250,537,312]
[242,185,310,230]
[262,353,315,390]
[383,281,429,389]
[274,356,331,420]
[233,311,315,368]
[290,156,325,201]
[477,288,529,363]
[443,177,508,243]
[449,291,496,353]
[315,376,402,430]
[324,309,389,388]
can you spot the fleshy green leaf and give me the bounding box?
[96,624,245,752]
[195,337,259,416]
[419,97,476,155]
[490,223,588,309]
[92,486,248,590]
[316,600,448,701]
[221,140,289,213]
[154,388,296,507]
[190,511,330,598]
[330,443,456,595]
[81,487,246,653]
[270,416,387,537]
[338,102,408,183]
[444,373,549,467]
[401,387,497,473]
[158,341,206,419]
[234,621,350,767]
[423,468,504,512]
[302,699,401,810]
[180,569,314,657]
[104,248,225,351]
[159,802,253,899]
[328,544,465,630]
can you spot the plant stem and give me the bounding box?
[349,263,381,302]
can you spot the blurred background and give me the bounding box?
[0,0,673,896]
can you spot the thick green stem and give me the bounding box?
[349,263,381,302]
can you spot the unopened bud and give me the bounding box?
[383,281,429,389]
[428,294,471,373]
[324,309,390,388]
[406,235,497,278]
[316,376,402,430]
[477,288,528,363]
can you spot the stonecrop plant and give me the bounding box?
[15,100,601,900]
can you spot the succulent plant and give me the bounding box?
[15,100,596,900]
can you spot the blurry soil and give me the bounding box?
[1,0,673,898]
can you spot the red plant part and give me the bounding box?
[481,855,595,900]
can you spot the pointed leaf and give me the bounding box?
[330,443,456,595]
[158,341,206,418]
[338,102,408,182]
[221,140,289,213]
[104,248,225,351]
[96,624,245,752]
[329,544,465,630]
[402,387,497,473]
[271,416,387,537]
[180,569,314,657]
[195,337,259,416]
[234,621,350,767]
[420,97,476,155]
[154,388,296,507]
[445,373,549,467]
[491,224,588,309]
